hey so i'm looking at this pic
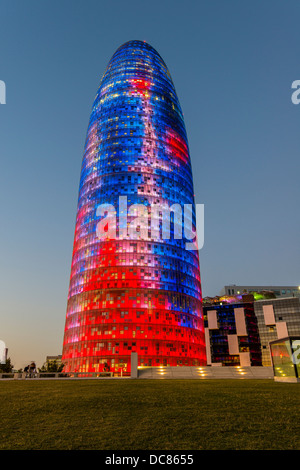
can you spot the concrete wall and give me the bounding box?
[138,366,274,379]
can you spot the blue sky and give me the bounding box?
[0,0,299,368]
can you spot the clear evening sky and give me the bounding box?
[0,0,299,369]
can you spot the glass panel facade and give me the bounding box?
[203,302,262,366]
[62,41,206,373]
[254,298,300,366]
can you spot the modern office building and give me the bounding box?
[222,285,300,298]
[204,295,300,367]
[45,355,63,367]
[203,301,262,367]
[62,41,206,373]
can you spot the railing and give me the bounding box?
[0,373,14,379]
[0,371,120,379]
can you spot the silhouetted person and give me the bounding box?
[28,362,37,378]
[24,365,29,377]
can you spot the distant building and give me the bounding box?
[46,355,62,366]
[222,285,300,299]
[0,341,7,365]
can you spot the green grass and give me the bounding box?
[0,379,299,450]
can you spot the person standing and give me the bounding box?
[28,362,37,378]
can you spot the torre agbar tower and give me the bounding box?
[62,41,206,373]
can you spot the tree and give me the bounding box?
[39,360,64,373]
[0,357,13,373]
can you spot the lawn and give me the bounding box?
[0,379,299,450]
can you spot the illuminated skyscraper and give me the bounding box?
[62,41,206,373]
